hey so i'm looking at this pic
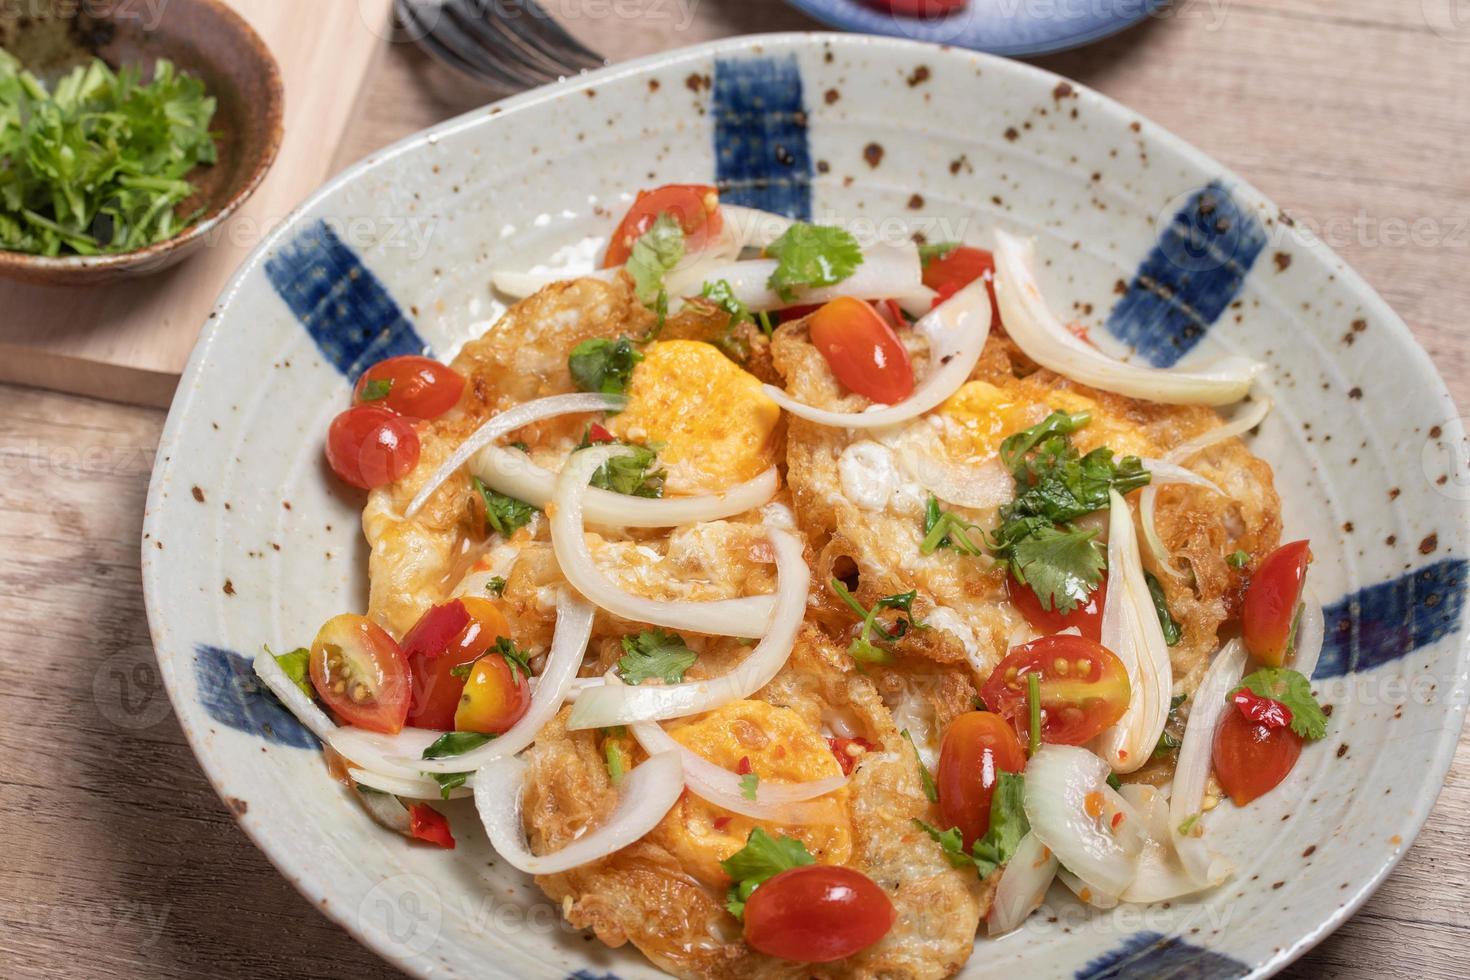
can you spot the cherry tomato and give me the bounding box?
[308,614,411,733]
[325,405,420,490]
[585,422,615,444]
[923,245,995,306]
[742,865,896,963]
[980,635,1132,748]
[454,617,531,735]
[937,712,1028,848]
[808,296,915,404]
[408,803,456,849]
[1213,707,1303,806]
[603,184,722,267]
[353,355,465,420]
[860,0,969,17]
[1242,540,1311,666]
[1231,688,1293,729]
[827,736,878,776]
[1006,572,1105,642]
[402,598,515,730]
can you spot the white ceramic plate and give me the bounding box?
[142,32,1470,980]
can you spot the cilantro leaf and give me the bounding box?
[917,241,960,268]
[914,771,1028,879]
[764,223,863,301]
[901,729,939,802]
[568,336,644,395]
[1145,571,1183,646]
[624,212,686,306]
[1227,549,1252,569]
[428,771,470,799]
[422,732,494,760]
[269,646,314,700]
[700,278,753,329]
[739,772,760,800]
[359,378,392,402]
[486,576,507,596]
[999,410,1092,474]
[617,629,697,685]
[1008,525,1107,614]
[473,477,537,537]
[921,495,986,556]
[590,443,666,498]
[1230,668,1328,740]
[720,829,815,919]
[830,578,926,664]
[450,637,532,683]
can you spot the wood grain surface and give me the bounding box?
[2,1,1467,978]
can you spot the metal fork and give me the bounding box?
[395,0,606,91]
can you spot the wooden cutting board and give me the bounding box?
[0,0,394,408]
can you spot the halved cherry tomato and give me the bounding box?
[308,614,411,733]
[353,355,465,420]
[402,598,515,730]
[454,611,531,736]
[808,296,915,404]
[980,635,1131,747]
[1007,572,1105,643]
[1231,688,1293,729]
[1213,707,1303,806]
[742,865,895,963]
[603,184,722,267]
[325,405,420,490]
[937,712,1027,848]
[827,736,878,776]
[408,803,456,849]
[1242,540,1311,666]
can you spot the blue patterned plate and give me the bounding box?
[783,0,1169,56]
[142,32,1469,980]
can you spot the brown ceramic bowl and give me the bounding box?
[0,0,284,287]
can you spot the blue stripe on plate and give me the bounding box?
[566,972,622,980]
[194,645,319,749]
[264,220,429,381]
[1315,558,1467,678]
[1106,182,1266,367]
[1077,931,1248,979]
[712,55,813,220]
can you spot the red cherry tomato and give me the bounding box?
[827,736,878,776]
[353,355,465,420]
[408,803,456,848]
[1231,688,1293,729]
[937,712,1028,848]
[923,245,995,305]
[403,598,515,730]
[603,183,722,267]
[808,296,915,404]
[1242,540,1311,666]
[742,865,896,963]
[861,0,969,17]
[1213,707,1303,806]
[454,649,532,735]
[325,405,420,490]
[980,635,1132,748]
[1007,572,1105,642]
[585,422,615,444]
[308,614,411,733]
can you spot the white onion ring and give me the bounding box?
[1057,866,1121,908]
[566,525,809,729]
[251,650,334,742]
[550,446,779,637]
[1023,746,1146,899]
[679,243,922,314]
[993,230,1262,406]
[1122,783,1232,900]
[719,204,796,251]
[1094,490,1173,773]
[629,719,846,824]
[473,751,685,874]
[987,832,1059,935]
[762,270,992,429]
[405,393,626,518]
[1291,586,1325,680]
[472,446,778,529]
[349,767,473,800]
[328,726,445,780]
[414,591,594,774]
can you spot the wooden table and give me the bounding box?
[2,2,1466,977]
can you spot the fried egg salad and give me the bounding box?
[256,184,1331,977]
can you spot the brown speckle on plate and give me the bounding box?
[1274,252,1292,272]
[223,579,235,596]
[863,142,884,168]
[192,485,205,502]
[907,65,930,87]
[1420,533,1439,554]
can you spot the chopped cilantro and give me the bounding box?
[1145,571,1183,646]
[422,731,494,760]
[830,578,926,664]
[472,477,537,538]
[359,377,392,402]
[1178,813,1200,836]
[1230,668,1328,740]
[998,410,1091,474]
[568,336,644,395]
[756,309,776,336]
[1007,524,1108,615]
[720,829,815,919]
[901,729,938,802]
[428,771,470,799]
[1154,693,1187,758]
[1027,672,1042,756]
[269,646,314,700]
[739,772,760,801]
[914,772,1028,879]
[700,278,753,329]
[486,576,507,596]
[449,637,532,684]
[1227,549,1252,569]
[604,738,628,787]
[590,443,666,498]
[617,628,697,685]
[921,494,986,556]
[917,241,960,268]
[1106,772,1123,791]
[764,222,864,301]
[624,212,685,306]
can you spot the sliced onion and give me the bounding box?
[1094,490,1173,773]
[1023,745,1146,899]
[762,270,992,430]
[993,230,1262,406]
[550,446,779,637]
[629,718,846,824]
[355,786,413,832]
[415,591,594,774]
[1292,586,1325,680]
[681,243,922,314]
[719,204,795,251]
[987,832,1059,935]
[473,750,684,874]
[473,447,778,529]
[405,393,626,518]
[1120,783,1232,901]
[491,265,621,300]
[349,767,472,800]
[566,526,809,729]
[1057,866,1120,909]
[252,650,334,742]
[328,726,446,780]
[1169,638,1246,829]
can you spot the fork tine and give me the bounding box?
[461,0,604,74]
[397,0,543,89]
[442,0,574,83]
